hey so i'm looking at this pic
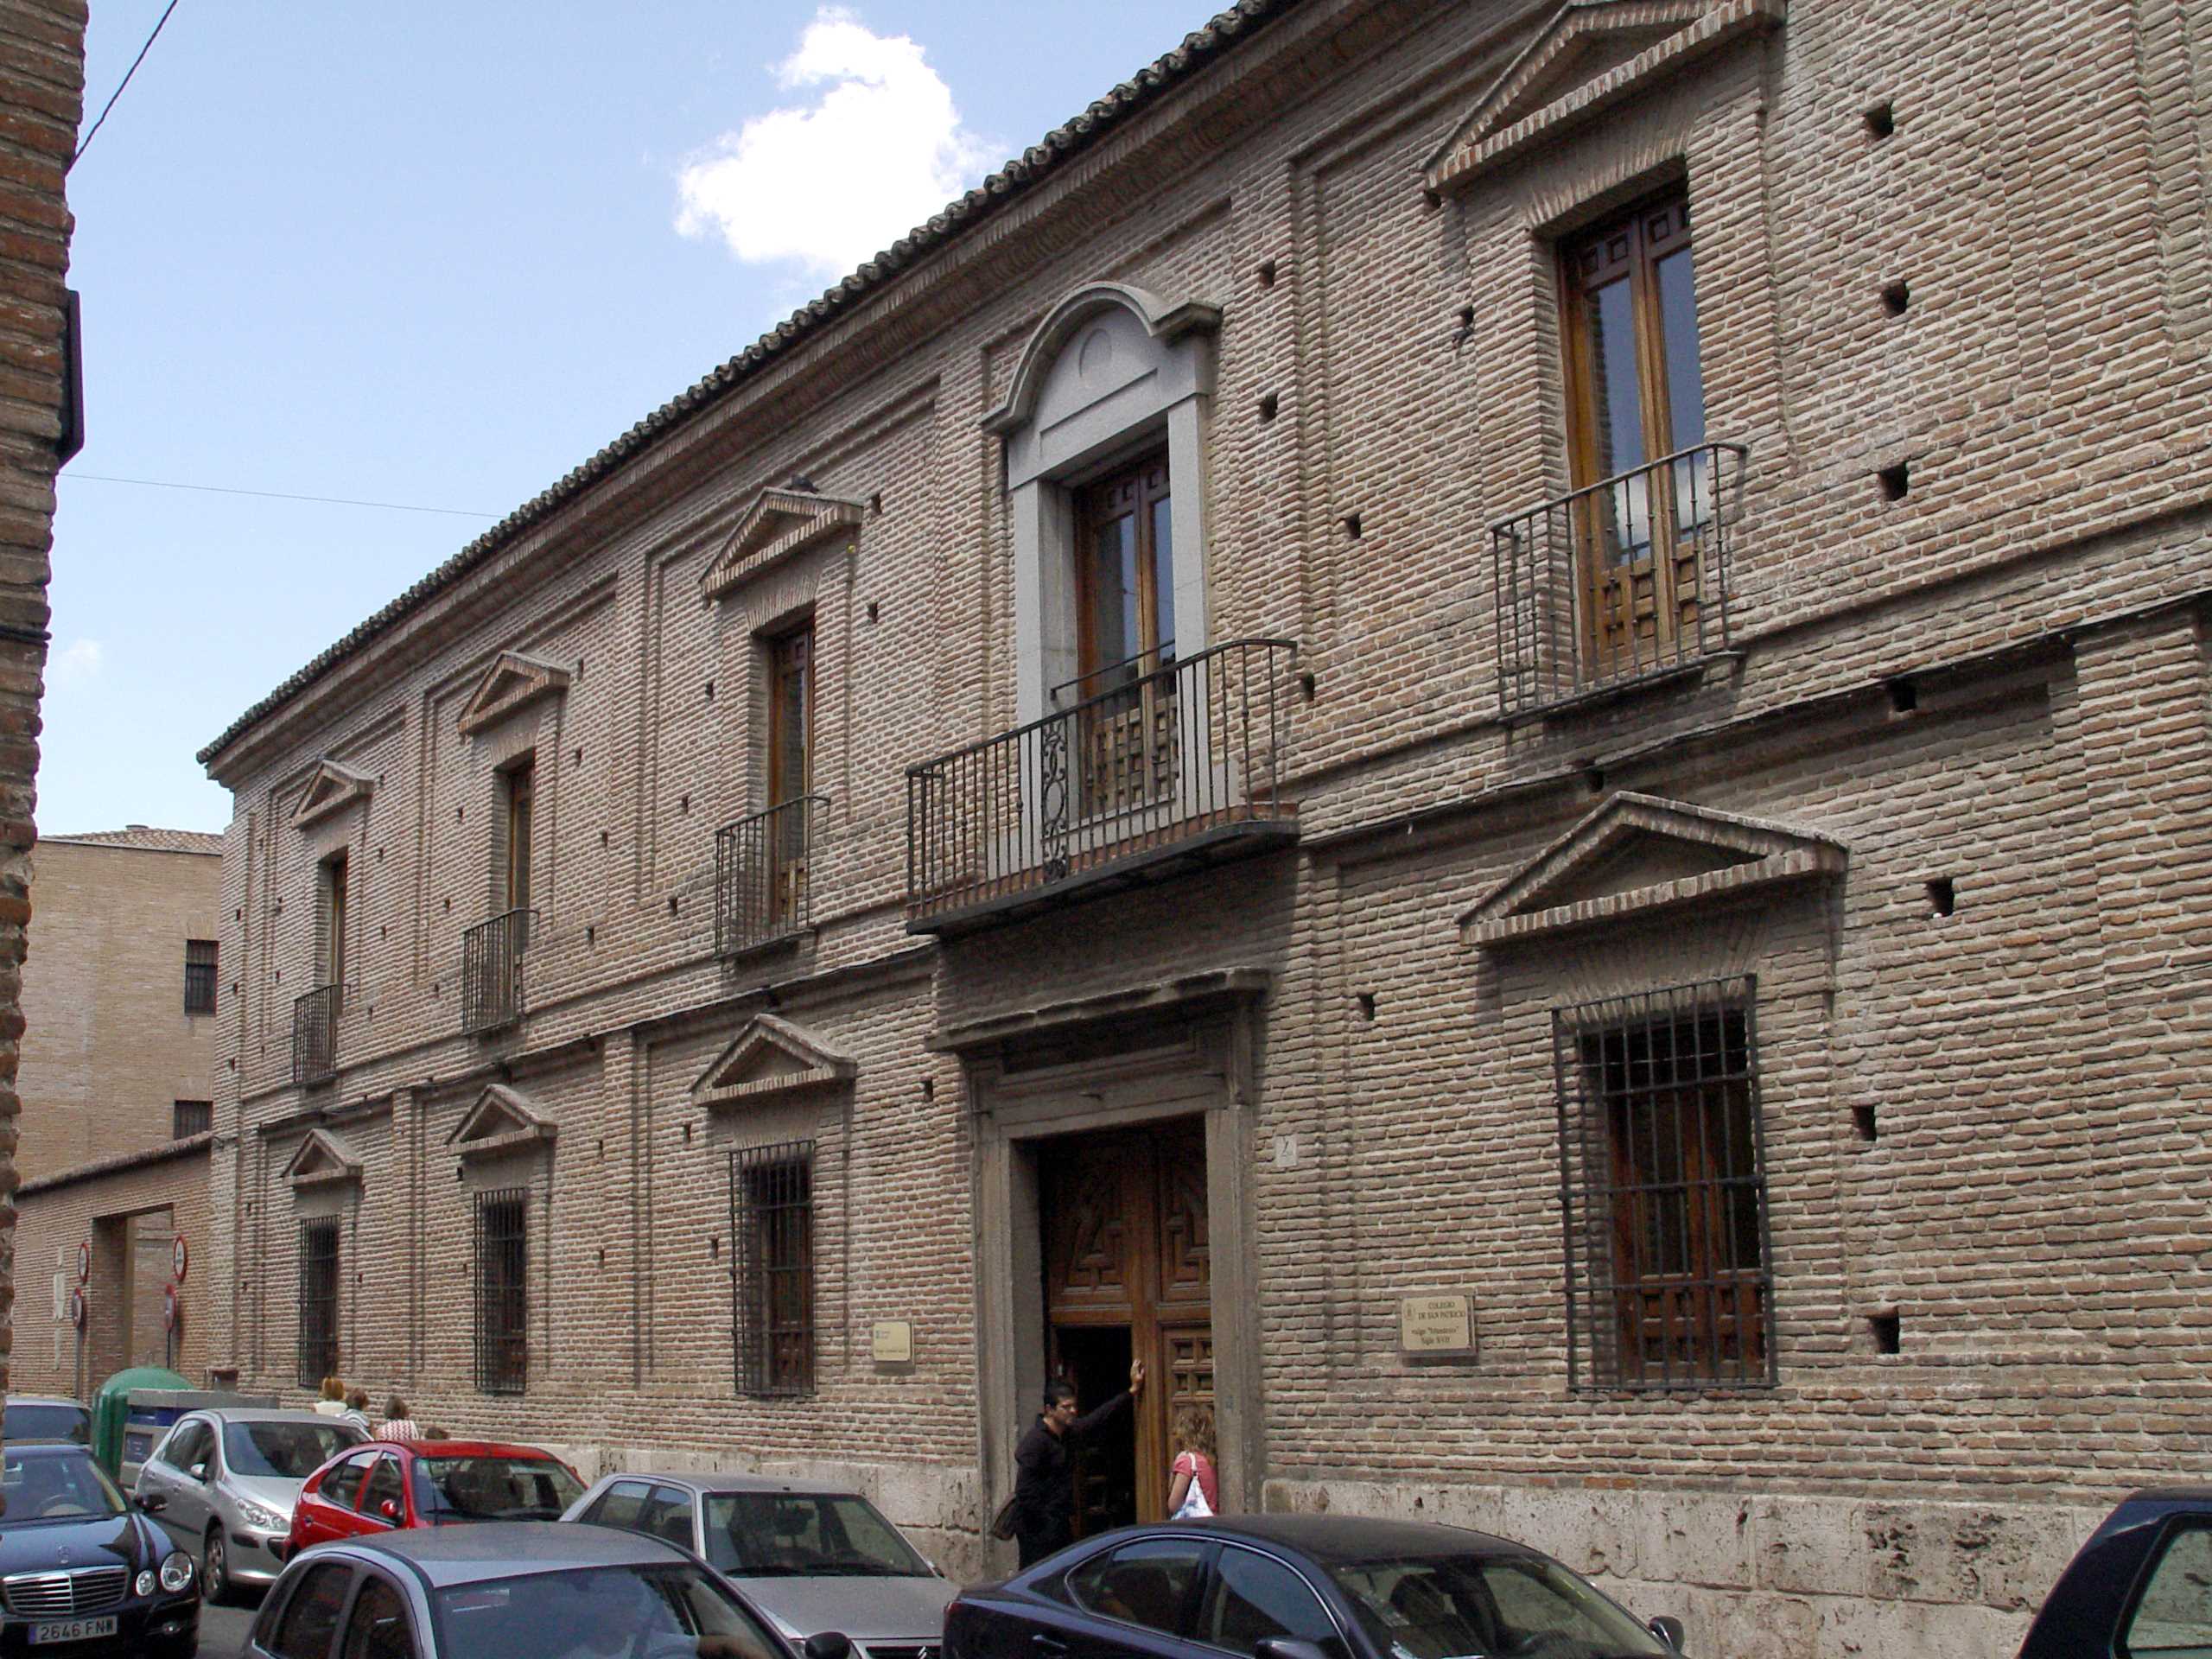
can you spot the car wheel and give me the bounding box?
[203,1525,232,1605]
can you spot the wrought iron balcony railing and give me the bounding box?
[291,984,340,1086]
[1492,442,1748,716]
[716,794,824,957]
[461,907,534,1033]
[906,638,1299,932]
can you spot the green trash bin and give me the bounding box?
[89,1366,188,1478]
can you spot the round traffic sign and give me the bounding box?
[162,1281,179,1334]
[67,1287,85,1330]
[74,1241,89,1285]
[170,1234,189,1284]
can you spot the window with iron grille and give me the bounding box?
[1552,976,1773,1391]
[296,1219,340,1389]
[730,1142,815,1397]
[172,1100,212,1139]
[183,939,218,1015]
[474,1188,529,1395]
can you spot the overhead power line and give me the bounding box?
[72,0,183,172]
[67,472,499,519]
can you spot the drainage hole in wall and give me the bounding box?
[1878,461,1910,501]
[1881,279,1910,316]
[1887,677,1917,714]
[1870,1313,1901,1354]
[703,682,714,702]
[668,895,680,914]
[868,493,883,516]
[1257,392,1279,423]
[867,601,880,623]
[1864,100,1896,141]
[1926,877,1956,917]
[1300,672,1317,702]
[1357,992,1377,1021]
[1257,258,1277,288]
[1343,512,1363,539]
[1853,1104,1878,1143]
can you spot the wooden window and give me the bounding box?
[323,850,349,989]
[766,622,813,808]
[1560,191,1712,673]
[183,938,218,1015]
[1553,977,1772,1389]
[502,756,535,916]
[731,1141,815,1397]
[1070,453,1178,815]
[297,1219,340,1389]
[172,1100,212,1139]
[474,1188,528,1395]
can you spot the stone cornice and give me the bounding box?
[700,487,865,601]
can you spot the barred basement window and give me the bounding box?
[172,1100,213,1139]
[184,939,218,1015]
[1552,976,1774,1391]
[474,1188,529,1395]
[730,1141,815,1397]
[297,1219,340,1389]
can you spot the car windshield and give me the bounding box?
[3,1403,89,1444]
[224,1420,360,1479]
[413,1454,584,1522]
[1327,1554,1669,1659]
[706,1491,931,1577]
[2,1449,126,1522]
[433,1562,784,1659]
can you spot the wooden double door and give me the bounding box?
[1038,1117,1212,1536]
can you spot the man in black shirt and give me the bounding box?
[1013,1361,1144,1567]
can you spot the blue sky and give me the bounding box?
[46,1,1215,835]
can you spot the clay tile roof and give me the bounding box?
[44,826,226,855]
[197,0,1297,770]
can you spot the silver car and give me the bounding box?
[132,1408,365,1603]
[563,1473,956,1657]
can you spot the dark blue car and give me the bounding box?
[2017,1488,2212,1657]
[0,1442,197,1656]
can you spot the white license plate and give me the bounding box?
[29,1615,118,1643]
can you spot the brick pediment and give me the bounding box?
[1426,0,1786,194]
[456,650,574,736]
[445,1083,556,1161]
[701,485,865,601]
[1461,792,1844,948]
[283,1127,361,1189]
[292,760,376,830]
[692,1013,856,1109]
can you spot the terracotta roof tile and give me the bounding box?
[45,826,225,855]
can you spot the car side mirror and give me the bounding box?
[187,1463,208,1483]
[136,1492,167,1514]
[804,1634,853,1659]
[1254,1641,1333,1659]
[378,1499,402,1522]
[1648,1615,1687,1651]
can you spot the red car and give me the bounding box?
[284,1439,586,1554]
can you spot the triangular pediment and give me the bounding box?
[692,1013,856,1109]
[456,650,574,737]
[292,760,376,830]
[1460,791,1844,948]
[1426,0,1786,194]
[283,1127,361,1188]
[444,1083,557,1160]
[701,485,865,601]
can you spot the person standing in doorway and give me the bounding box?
[1166,1403,1217,1520]
[1014,1361,1144,1567]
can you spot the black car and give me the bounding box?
[0,1398,89,1447]
[2016,1486,2212,1657]
[0,1441,197,1656]
[945,1516,1685,1659]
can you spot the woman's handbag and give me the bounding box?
[989,1494,1021,1541]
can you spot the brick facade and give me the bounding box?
[199,3,2212,1653]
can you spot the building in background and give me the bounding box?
[8,828,221,1394]
[195,2,2212,1655]
[0,0,87,1420]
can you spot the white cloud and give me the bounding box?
[675,8,998,277]
[48,639,100,684]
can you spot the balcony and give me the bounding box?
[716,794,823,957]
[1492,442,1747,718]
[906,638,1300,935]
[461,907,534,1033]
[291,985,340,1086]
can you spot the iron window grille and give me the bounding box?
[183,939,218,1016]
[171,1100,212,1140]
[296,1219,340,1389]
[474,1187,529,1395]
[1552,976,1775,1391]
[730,1141,816,1398]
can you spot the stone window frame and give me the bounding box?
[473,1185,531,1395]
[296,1216,340,1390]
[731,1138,816,1399]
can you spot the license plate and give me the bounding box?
[30,1616,118,1643]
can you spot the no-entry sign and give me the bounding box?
[67,1287,85,1330]
[162,1282,179,1334]
[73,1240,88,1285]
[170,1234,189,1284]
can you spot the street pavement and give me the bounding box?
[195,1597,255,1656]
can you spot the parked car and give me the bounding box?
[242,1518,854,1659]
[134,1406,365,1604]
[0,1440,198,1656]
[564,1472,957,1654]
[945,1515,1685,1659]
[286,1437,586,1554]
[2016,1486,2212,1656]
[3,1393,91,1445]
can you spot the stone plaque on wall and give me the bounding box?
[871,1320,914,1366]
[1399,1294,1475,1358]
